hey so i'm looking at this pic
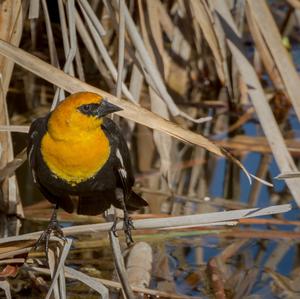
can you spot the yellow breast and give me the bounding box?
[41,129,110,185]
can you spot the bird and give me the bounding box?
[27,91,148,251]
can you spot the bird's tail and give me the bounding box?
[126,191,148,211]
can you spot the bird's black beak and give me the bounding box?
[96,99,123,117]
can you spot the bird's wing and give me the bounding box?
[27,116,48,182]
[102,118,134,199]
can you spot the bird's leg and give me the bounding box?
[34,204,66,262]
[115,196,135,246]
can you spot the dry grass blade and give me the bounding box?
[0,240,35,259]
[248,155,272,206]
[275,172,300,180]
[249,173,273,187]
[162,220,237,230]
[59,268,66,299]
[129,64,143,104]
[78,0,106,36]
[28,0,40,19]
[215,135,300,156]
[0,204,292,244]
[190,0,225,83]
[45,238,72,299]
[245,4,284,91]
[0,125,29,133]
[0,39,224,156]
[0,258,25,265]
[116,0,125,98]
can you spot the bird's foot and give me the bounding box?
[110,215,135,246]
[123,216,134,246]
[34,220,66,250]
[34,210,66,264]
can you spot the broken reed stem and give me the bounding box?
[106,207,135,299]
[116,0,125,98]
[109,231,135,299]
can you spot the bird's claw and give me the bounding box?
[34,217,66,265]
[110,217,120,237]
[110,215,135,246]
[124,216,134,246]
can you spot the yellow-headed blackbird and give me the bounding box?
[28,92,147,246]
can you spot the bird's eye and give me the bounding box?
[78,103,99,115]
[81,105,90,112]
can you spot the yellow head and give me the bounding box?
[41,92,122,184]
[47,92,122,140]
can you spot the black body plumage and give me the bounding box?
[28,114,147,216]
